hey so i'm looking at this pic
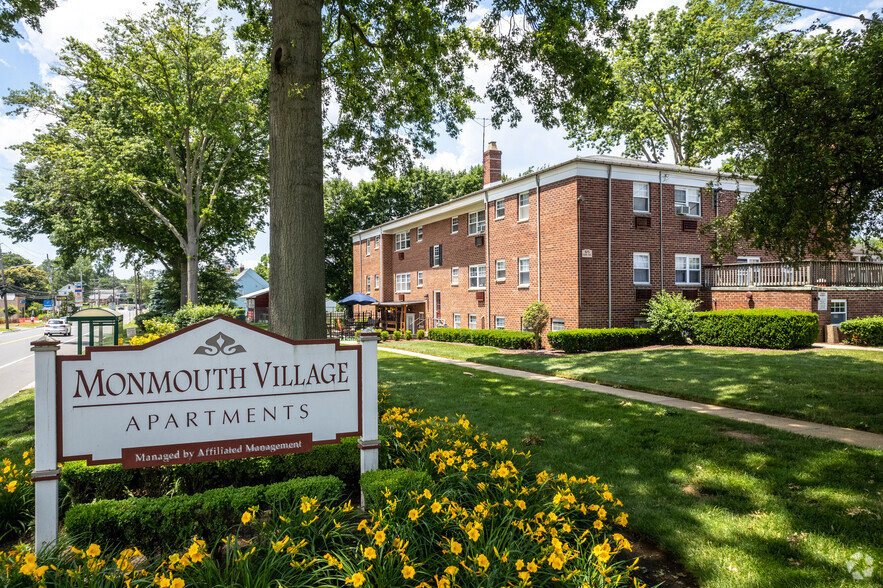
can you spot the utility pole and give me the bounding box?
[47,255,54,318]
[0,245,9,330]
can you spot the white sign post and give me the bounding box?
[33,316,379,550]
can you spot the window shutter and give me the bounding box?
[438,244,443,267]
[430,246,434,267]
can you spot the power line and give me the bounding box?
[766,0,867,21]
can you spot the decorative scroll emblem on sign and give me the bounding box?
[193,332,246,356]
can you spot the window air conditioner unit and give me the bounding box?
[475,291,485,302]
[675,205,690,216]
[475,236,484,247]
[398,251,405,260]
[398,294,405,301]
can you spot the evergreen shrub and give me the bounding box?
[380,330,389,341]
[691,309,819,349]
[64,476,343,552]
[360,468,432,511]
[416,329,425,340]
[428,328,534,349]
[839,316,883,347]
[547,328,657,353]
[172,303,239,329]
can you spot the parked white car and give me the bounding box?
[44,318,71,336]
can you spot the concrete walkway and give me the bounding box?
[382,347,883,451]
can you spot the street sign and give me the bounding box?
[43,300,52,309]
[74,282,83,307]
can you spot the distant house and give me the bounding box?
[239,287,340,323]
[233,268,269,309]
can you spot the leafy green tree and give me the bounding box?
[148,261,238,315]
[522,301,550,349]
[4,264,49,295]
[1,252,33,268]
[565,0,795,166]
[3,0,267,305]
[0,0,56,42]
[715,19,883,261]
[221,0,635,339]
[324,165,483,301]
[254,254,270,282]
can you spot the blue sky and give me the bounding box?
[0,0,878,277]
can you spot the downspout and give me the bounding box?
[607,165,612,328]
[484,190,490,329]
[659,171,664,290]
[536,173,542,302]
[577,187,582,327]
[359,237,363,293]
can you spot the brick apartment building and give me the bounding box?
[351,144,883,340]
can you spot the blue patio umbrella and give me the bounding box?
[337,292,378,306]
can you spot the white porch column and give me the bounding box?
[31,336,60,552]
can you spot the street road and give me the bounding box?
[0,329,77,402]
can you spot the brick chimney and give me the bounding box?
[483,141,501,186]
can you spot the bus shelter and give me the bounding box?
[68,307,123,354]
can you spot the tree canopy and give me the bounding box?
[1,252,33,269]
[3,0,268,305]
[564,0,795,166]
[218,0,635,339]
[0,0,56,42]
[712,18,883,261]
[148,261,239,315]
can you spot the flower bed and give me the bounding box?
[2,404,644,587]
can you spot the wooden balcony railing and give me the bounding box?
[703,261,883,288]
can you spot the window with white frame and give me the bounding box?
[495,316,505,330]
[395,272,411,292]
[417,271,424,287]
[495,199,505,219]
[468,314,477,329]
[633,182,650,213]
[633,253,650,284]
[374,274,379,290]
[374,236,379,249]
[451,217,459,233]
[469,264,486,288]
[468,210,486,235]
[366,275,371,291]
[430,245,442,268]
[451,267,459,285]
[675,254,701,284]
[518,192,529,221]
[416,226,423,241]
[674,187,701,216]
[830,300,847,325]
[395,231,410,251]
[551,319,565,332]
[496,259,506,281]
[736,256,761,285]
[366,240,371,256]
[518,257,530,287]
[453,313,461,328]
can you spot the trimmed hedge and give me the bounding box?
[360,468,432,511]
[547,328,657,353]
[62,437,361,504]
[691,309,819,349]
[64,475,343,552]
[839,316,883,347]
[428,328,534,349]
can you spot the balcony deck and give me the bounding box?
[703,261,883,289]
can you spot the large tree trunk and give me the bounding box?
[185,241,199,306]
[178,257,188,308]
[268,0,327,340]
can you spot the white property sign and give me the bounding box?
[32,316,380,550]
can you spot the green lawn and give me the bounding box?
[378,350,883,588]
[0,390,34,464]
[382,341,883,433]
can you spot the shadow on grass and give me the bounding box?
[381,355,883,588]
[401,345,883,433]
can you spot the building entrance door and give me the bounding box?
[406,313,415,333]
[433,291,442,327]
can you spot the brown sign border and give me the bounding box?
[56,315,363,467]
